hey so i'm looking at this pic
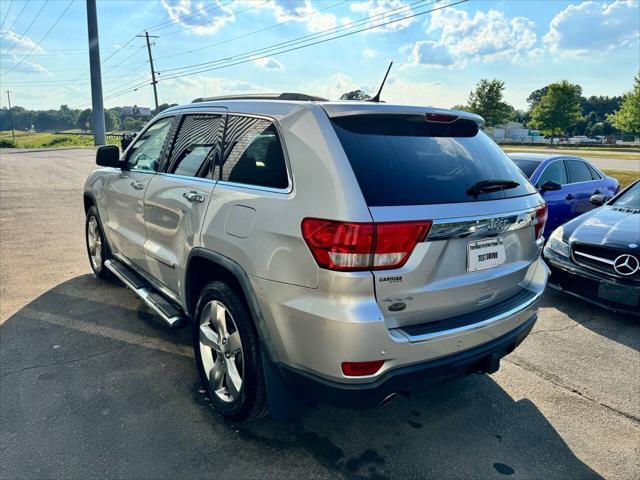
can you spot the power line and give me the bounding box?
[154,1,266,38]
[4,0,27,33]
[4,0,74,75]
[0,0,14,30]
[3,0,49,55]
[158,0,436,78]
[84,0,464,105]
[146,0,235,33]
[160,0,466,82]
[154,0,347,62]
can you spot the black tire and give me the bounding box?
[193,281,267,422]
[85,205,113,280]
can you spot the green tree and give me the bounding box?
[466,79,513,127]
[105,109,119,132]
[526,86,549,110]
[340,89,371,100]
[76,108,92,131]
[608,74,640,135]
[529,80,583,141]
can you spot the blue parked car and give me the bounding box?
[509,153,620,237]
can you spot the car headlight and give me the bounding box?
[546,227,570,257]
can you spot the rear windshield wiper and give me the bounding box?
[466,179,520,198]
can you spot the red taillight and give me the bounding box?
[425,112,458,123]
[301,218,432,271]
[341,360,384,376]
[534,204,548,239]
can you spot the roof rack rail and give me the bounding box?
[191,92,328,103]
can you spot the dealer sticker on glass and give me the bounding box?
[467,238,506,272]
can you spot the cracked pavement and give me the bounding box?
[1,149,639,479]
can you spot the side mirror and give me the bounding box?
[539,180,562,192]
[590,194,606,206]
[96,144,121,168]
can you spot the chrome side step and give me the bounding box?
[105,259,184,328]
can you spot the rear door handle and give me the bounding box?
[131,181,144,190]
[565,194,574,200]
[183,191,205,203]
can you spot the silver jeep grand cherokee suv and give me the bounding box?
[84,93,549,421]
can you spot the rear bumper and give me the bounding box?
[544,249,640,316]
[276,314,537,408]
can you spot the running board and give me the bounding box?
[105,259,184,328]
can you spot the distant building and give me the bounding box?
[489,121,546,144]
[121,106,152,117]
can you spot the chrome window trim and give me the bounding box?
[154,171,217,185]
[427,206,542,241]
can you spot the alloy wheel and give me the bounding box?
[198,300,244,402]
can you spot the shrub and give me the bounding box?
[0,138,16,148]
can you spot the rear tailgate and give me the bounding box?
[329,111,544,328]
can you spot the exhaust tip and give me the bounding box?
[379,393,399,406]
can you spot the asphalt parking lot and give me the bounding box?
[1,148,639,479]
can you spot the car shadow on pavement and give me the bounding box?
[0,275,601,480]
[541,289,639,352]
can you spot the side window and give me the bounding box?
[167,114,224,178]
[587,164,602,180]
[221,116,288,189]
[127,117,174,172]
[537,161,567,187]
[566,160,593,183]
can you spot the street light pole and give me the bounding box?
[86,0,106,145]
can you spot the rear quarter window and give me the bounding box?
[331,115,536,206]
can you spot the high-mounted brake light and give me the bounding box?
[301,218,432,271]
[425,112,458,123]
[341,360,384,376]
[534,204,548,239]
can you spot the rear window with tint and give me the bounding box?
[331,115,536,206]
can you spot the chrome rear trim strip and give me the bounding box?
[427,208,538,241]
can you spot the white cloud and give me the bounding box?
[0,30,44,52]
[304,72,458,106]
[256,0,337,33]
[253,57,283,71]
[2,50,50,75]
[405,7,537,68]
[406,40,455,67]
[544,0,640,55]
[160,0,236,36]
[363,48,377,58]
[157,75,270,104]
[350,0,415,32]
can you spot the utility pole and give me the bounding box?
[6,90,15,142]
[138,31,159,114]
[85,0,105,145]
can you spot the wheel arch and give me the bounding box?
[185,248,280,362]
[83,191,97,214]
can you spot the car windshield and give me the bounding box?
[612,181,640,209]
[513,160,540,178]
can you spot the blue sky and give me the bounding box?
[1,0,639,111]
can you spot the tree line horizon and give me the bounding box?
[1,74,638,138]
